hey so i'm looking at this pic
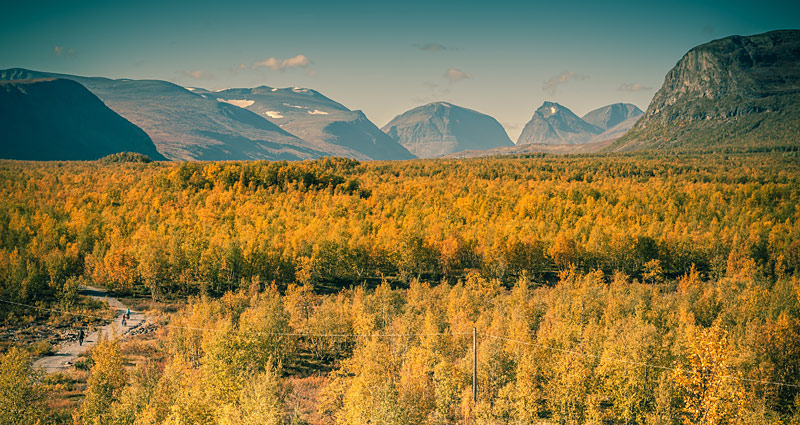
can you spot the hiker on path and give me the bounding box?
[126,308,130,320]
[78,329,84,346]
[122,315,127,327]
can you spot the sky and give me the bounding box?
[2,0,799,140]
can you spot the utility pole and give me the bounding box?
[472,326,477,403]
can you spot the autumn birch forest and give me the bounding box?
[2,150,800,425]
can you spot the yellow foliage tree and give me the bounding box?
[675,324,745,425]
[80,337,128,425]
[0,348,45,425]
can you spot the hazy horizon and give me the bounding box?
[2,0,799,140]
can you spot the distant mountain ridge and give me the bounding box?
[0,68,324,161]
[517,102,602,145]
[616,29,800,150]
[517,101,642,145]
[0,68,416,161]
[0,78,165,161]
[582,103,643,130]
[209,86,415,160]
[381,102,513,158]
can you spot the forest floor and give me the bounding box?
[33,286,151,373]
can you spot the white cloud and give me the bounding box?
[282,54,311,68]
[617,82,652,92]
[542,71,589,95]
[183,69,213,80]
[253,54,312,71]
[254,58,280,69]
[445,68,471,82]
[53,45,75,57]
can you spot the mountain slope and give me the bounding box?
[0,68,328,161]
[0,78,165,161]
[211,86,415,160]
[616,29,800,150]
[582,103,643,130]
[517,102,604,145]
[588,115,643,143]
[380,102,513,158]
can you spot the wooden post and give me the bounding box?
[472,326,477,403]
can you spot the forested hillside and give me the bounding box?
[1,152,798,305]
[1,152,800,424]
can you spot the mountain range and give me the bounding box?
[0,69,412,161]
[0,68,638,161]
[2,29,797,162]
[0,78,165,161]
[206,86,414,160]
[517,102,643,145]
[381,102,514,158]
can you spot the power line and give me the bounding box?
[486,334,676,371]
[487,334,800,389]
[0,298,471,338]
[0,298,116,321]
[4,297,799,388]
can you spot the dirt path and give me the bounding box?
[33,286,149,373]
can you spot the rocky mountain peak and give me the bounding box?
[382,102,512,158]
[582,103,644,130]
[517,102,604,145]
[537,101,561,117]
[617,29,800,150]
[643,30,800,123]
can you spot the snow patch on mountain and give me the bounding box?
[217,98,255,108]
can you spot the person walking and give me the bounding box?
[78,329,84,346]
[126,308,130,320]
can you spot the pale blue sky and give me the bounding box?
[2,0,798,139]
